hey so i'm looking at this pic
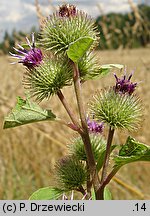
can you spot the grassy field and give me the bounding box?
[0,48,150,199]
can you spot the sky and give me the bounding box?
[0,0,147,42]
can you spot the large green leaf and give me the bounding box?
[67,37,94,63]
[3,96,56,129]
[114,136,150,167]
[29,187,64,200]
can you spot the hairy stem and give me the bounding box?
[86,162,92,195]
[96,167,120,200]
[97,127,115,199]
[72,62,100,198]
[57,90,82,133]
[101,127,115,183]
[103,166,121,187]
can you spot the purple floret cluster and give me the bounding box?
[87,118,104,134]
[114,73,137,95]
[59,4,77,17]
[10,33,43,70]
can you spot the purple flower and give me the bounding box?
[10,33,43,69]
[113,72,137,95]
[87,118,104,134]
[59,4,77,17]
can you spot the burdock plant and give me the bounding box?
[4,4,150,200]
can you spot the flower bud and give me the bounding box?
[68,134,106,162]
[55,157,87,190]
[59,4,77,17]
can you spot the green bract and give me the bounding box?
[68,134,106,162]
[55,157,87,190]
[78,52,102,81]
[40,11,99,54]
[23,58,73,101]
[90,89,142,130]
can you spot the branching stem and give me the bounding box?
[97,127,115,199]
[72,62,100,198]
[57,90,82,133]
[101,127,115,183]
[103,166,121,187]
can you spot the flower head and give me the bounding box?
[23,58,73,101]
[113,72,137,95]
[40,5,99,54]
[87,118,104,133]
[59,4,77,17]
[90,89,142,131]
[10,33,43,69]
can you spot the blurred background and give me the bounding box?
[0,0,150,199]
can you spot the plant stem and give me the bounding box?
[96,167,120,200]
[97,127,115,199]
[86,162,92,195]
[72,62,100,197]
[101,127,115,183]
[77,186,90,200]
[77,186,86,195]
[102,166,120,188]
[57,90,82,133]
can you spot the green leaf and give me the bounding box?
[3,96,56,129]
[98,67,110,77]
[29,187,64,200]
[97,64,124,78]
[104,187,112,200]
[81,63,124,82]
[67,37,94,63]
[82,67,110,81]
[114,136,150,167]
[101,64,124,70]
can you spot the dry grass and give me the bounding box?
[0,48,150,199]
